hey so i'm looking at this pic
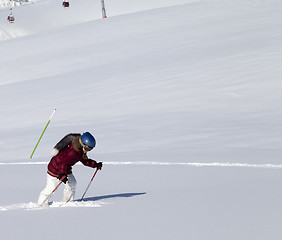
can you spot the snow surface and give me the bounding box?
[0,0,282,239]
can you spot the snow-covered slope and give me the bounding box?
[0,0,281,239]
[0,0,281,164]
[0,0,192,40]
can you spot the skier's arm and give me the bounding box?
[81,158,102,170]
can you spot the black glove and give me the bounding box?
[58,173,68,184]
[94,162,103,170]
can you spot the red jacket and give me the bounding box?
[47,142,96,177]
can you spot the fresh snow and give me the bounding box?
[0,0,282,239]
[0,200,105,211]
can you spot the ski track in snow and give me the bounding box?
[0,161,281,169]
[0,25,17,39]
[0,200,106,212]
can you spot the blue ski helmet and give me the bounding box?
[79,132,96,150]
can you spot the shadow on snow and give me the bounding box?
[78,192,146,202]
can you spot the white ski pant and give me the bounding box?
[37,173,77,206]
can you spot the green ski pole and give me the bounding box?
[30,109,56,159]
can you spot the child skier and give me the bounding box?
[37,132,102,206]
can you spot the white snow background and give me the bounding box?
[0,0,282,239]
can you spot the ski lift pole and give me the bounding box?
[101,0,107,18]
[80,168,99,201]
[30,109,56,159]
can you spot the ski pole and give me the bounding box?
[80,168,99,201]
[101,0,107,18]
[30,109,56,159]
[39,176,66,207]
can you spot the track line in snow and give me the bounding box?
[0,25,17,40]
[0,161,281,169]
[0,201,105,212]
